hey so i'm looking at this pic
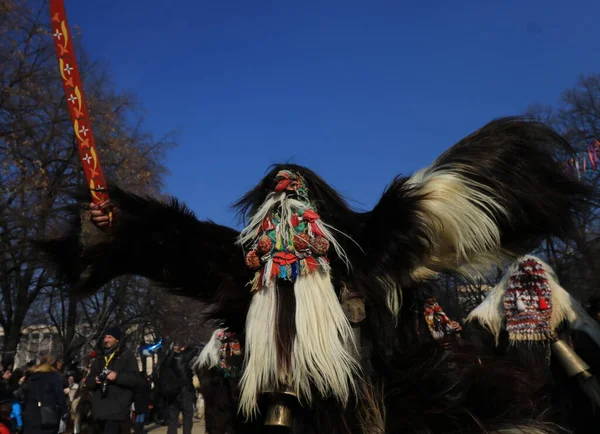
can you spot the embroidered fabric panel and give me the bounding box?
[503,258,554,342]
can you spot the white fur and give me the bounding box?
[239,282,279,419]
[193,328,225,371]
[236,193,284,248]
[377,274,402,323]
[291,270,360,405]
[466,255,600,348]
[239,269,361,419]
[236,186,362,419]
[406,167,509,276]
[466,269,512,346]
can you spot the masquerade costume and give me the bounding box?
[41,117,593,433]
[467,255,600,433]
[422,296,462,341]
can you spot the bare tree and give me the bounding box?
[525,74,600,301]
[154,293,216,345]
[434,266,503,322]
[0,0,175,361]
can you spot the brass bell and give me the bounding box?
[264,388,298,428]
[552,339,590,377]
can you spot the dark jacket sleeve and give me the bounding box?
[113,351,141,388]
[53,374,69,416]
[182,347,200,364]
[133,381,152,413]
[13,382,27,403]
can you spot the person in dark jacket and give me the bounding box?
[86,327,140,434]
[0,400,12,434]
[160,343,198,434]
[147,373,164,425]
[133,374,151,434]
[20,356,69,434]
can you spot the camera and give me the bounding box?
[98,368,110,397]
[98,368,110,382]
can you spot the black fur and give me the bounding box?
[466,319,600,433]
[36,187,253,330]
[383,341,556,433]
[38,117,595,433]
[198,369,264,434]
[361,117,593,286]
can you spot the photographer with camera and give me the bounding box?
[86,327,140,434]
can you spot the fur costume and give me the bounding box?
[39,117,593,433]
[467,255,600,432]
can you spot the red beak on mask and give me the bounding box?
[275,179,290,192]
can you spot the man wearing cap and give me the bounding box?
[86,327,140,434]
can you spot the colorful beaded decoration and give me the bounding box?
[245,170,332,291]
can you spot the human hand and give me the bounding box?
[95,376,101,384]
[107,371,118,382]
[90,201,115,228]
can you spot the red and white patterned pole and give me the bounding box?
[50,0,109,206]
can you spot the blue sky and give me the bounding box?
[63,0,599,228]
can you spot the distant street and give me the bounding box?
[146,416,206,434]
